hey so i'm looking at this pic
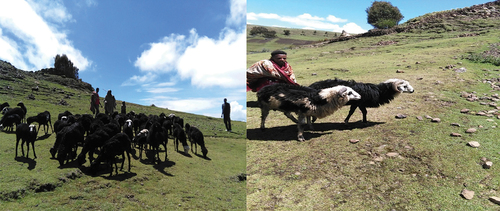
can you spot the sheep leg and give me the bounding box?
[344,105,358,123]
[305,116,314,130]
[21,140,26,157]
[284,112,299,123]
[359,106,368,123]
[260,106,270,130]
[126,151,131,172]
[297,114,306,142]
[31,141,36,159]
[15,138,21,157]
[120,152,125,171]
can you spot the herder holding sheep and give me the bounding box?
[247,50,299,92]
[104,90,116,115]
[90,88,101,116]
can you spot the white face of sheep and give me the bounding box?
[386,79,414,93]
[338,86,361,101]
[29,124,36,133]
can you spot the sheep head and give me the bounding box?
[385,79,414,93]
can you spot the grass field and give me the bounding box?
[0,67,246,210]
[246,18,500,210]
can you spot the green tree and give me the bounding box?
[54,54,79,79]
[283,30,290,36]
[366,1,403,29]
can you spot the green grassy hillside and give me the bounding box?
[0,61,246,210]
[247,1,500,210]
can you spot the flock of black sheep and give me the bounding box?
[0,101,208,177]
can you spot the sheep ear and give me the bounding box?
[339,87,348,96]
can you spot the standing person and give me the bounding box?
[104,90,116,115]
[121,101,126,114]
[90,88,101,116]
[247,50,299,92]
[222,98,231,132]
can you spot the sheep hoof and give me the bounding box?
[297,135,305,142]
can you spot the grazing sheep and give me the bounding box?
[57,111,73,121]
[89,133,133,177]
[32,86,39,92]
[185,123,207,158]
[15,123,37,158]
[257,83,361,141]
[27,111,53,135]
[51,122,85,166]
[309,78,414,123]
[76,122,120,165]
[0,114,22,132]
[173,123,189,153]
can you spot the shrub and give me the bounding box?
[366,1,404,29]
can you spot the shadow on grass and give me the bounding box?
[37,133,51,140]
[15,156,37,170]
[193,153,211,160]
[247,121,384,141]
[153,160,176,177]
[175,150,193,158]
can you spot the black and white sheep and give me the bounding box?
[185,123,208,158]
[0,102,9,114]
[123,119,134,140]
[27,111,53,135]
[89,133,133,177]
[133,129,149,160]
[15,123,37,159]
[257,83,361,141]
[173,123,189,153]
[309,78,414,123]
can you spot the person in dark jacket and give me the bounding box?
[221,98,231,132]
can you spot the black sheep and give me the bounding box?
[3,102,27,123]
[15,123,37,158]
[309,78,414,123]
[51,122,85,166]
[89,133,133,177]
[0,114,22,132]
[147,121,168,164]
[185,123,208,158]
[76,122,119,165]
[173,123,188,153]
[27,111,53,135]
[123,119,134,141]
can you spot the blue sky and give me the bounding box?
[0,0,247,122]
[248,0,492,33]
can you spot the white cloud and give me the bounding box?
[132,27,245,88]
[0,0,90,71]
[121,72,157,86]
[134,34,187,72]
[326,15,348,23]
[228,100,246,122]
[246,12,367,33]
[226,0,246,26]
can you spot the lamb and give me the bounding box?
[89,133,133,177]
[133,129,149,160]
[309,78,414,123]
[172,123,189,153]
[185,123,208,158]
[27,111,53,135]
[15,123,37,159]
[257,83,361,141]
